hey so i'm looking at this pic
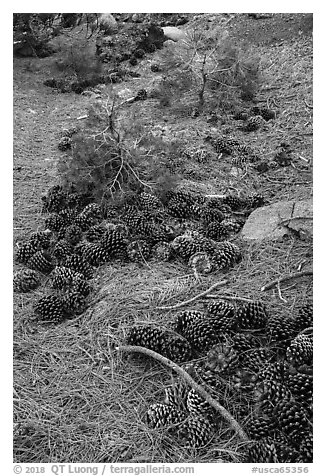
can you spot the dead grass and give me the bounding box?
[13,16,312,463]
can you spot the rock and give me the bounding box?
[162,26,187,42]
[98,13,118,34]
[241,199,312,241]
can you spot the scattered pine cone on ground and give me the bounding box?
[27,250,54,274]
[34,295,65,323]
[127,240,151,262]
[13,269,41,293]
[15,241,41,264]
[146,403,187,430]
[211,241,242,270]
[236,301,268,330]
[178,415,215,448]
[286,334,313,367]
[295,302,313,332]
[126,325,193,362]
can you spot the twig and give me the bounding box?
[116,345,248,441]
[156,280,229,310]
[202,294,255,303]
[261,271,313,292]
[304,98,313,109]
[277,282,288,303]
[298,327,313,336]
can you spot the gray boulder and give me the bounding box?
[241,198,313,241]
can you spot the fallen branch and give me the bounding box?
[261,271,313,292]
[202,294,254,303]
[156,280,229,310]
[117,344,248,441]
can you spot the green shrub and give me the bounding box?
[57,91,180,205]
[54,39,103,81]
[154,25,261,113]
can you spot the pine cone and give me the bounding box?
[137,192,163,212]
[81,243,109,267]
[146,403,186,429]
[178,415,214,448]
[206,343,239,373]
[295,302,313,332]
[101,229,128,258]
[232,333,260,353]
[174,310,205,334]
[242,115,264,132]
[64,224,83,246]
[206,300,235,319]
[151,242,172,261]
[63,254,93,279]
[51,266,84,290]
[298,431,313,463]
[212,241,242,270]
[222,194,246,210]
[273,399,310,445]
[211,136,239,155]
[58,208,77,226]
[240,348,273,373]
[127,240,151,262]
[81,203,103,220]
[62,291,87,316]
[254,380,292,417]
[178,319,220,353]
[266,315,297,347]
[74,213,97,231]
[13,269,41,293]
[186,389,217,422]
[287,371,313,407]
[85,225,107,243]
[27,250,54,274]
[164,382,188,409]
[15,241,40,264]
[41,185,68,213]
[256,361,289,384]
[188,252,215,275]
[34,295,65,322]
[126,325,193,362]
[245,437,278,463]
[30,230,52,249]
[52,239,73,262]
[206,222,230,241]
[236,301,268,330]
[58,136,72,151]
[245,415,277,440]
[71,275,92,297]
[286,334,313,367]
[44,213,66,232]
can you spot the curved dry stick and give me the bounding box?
[117,344,248,442]
[156,280,229,311]
[261,270,312,292]
[202,294,254,303]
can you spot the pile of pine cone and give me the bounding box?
[126,300,312,462]
[14,185,265,323]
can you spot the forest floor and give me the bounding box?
[13,13,313,463]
